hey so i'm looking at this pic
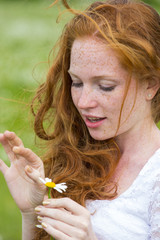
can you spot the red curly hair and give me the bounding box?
[32,0,160,238]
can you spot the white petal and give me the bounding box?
[54,187,63,193]
[39,177,46,184]
[54,183,67,193]
[45,177,52,182]
[56,183,67,189]
[61,186,67,191]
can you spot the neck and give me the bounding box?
[115,118,160,162]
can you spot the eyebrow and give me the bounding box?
[68,70,119,83]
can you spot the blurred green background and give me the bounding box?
[0,0,159,239]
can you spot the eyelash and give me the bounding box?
[99,86,115,92]
[71,82,83,88]
[71,82,115,92]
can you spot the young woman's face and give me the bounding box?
[69,37,150,141]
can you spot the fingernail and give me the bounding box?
[35,207,41,212]
[42,222,47,228]
[35,224,43,229]
[37,216,43,222]
[43,200,50,205]
[26,165,33,173]
[13,146,19,153]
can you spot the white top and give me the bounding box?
[86,149,160,240]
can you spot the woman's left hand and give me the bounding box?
[35,197,97,240]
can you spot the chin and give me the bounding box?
[89,133,109,141]
[88,128,115,141]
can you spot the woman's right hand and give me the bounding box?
[0,131,46,214]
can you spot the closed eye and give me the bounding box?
[99,86,115,92]
[71,82,83,88]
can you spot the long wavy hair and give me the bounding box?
[32,0,160,238]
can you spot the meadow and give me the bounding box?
[0,1,69,239]
[0,0,159,239]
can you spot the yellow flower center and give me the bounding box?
[45,182,56,188]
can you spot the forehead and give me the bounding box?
[70,37,127,78]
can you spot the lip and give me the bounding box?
[83,115,106,128]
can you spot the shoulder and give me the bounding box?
[146,149,160,204]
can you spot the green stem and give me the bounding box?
[48,188,55,240]
[48,188,52,199]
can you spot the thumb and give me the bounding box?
[0,159,8,175]
[25,165,46,189]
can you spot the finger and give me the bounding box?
[38,216,85,239]
[35,203,89,231]
[36,220,71,240]
[1,131,24,162]
[4,131,24,147]
[25,165,45,187]
[13,147,42,166]
[35,205,77,227]
[0,159,9,175]
[0,133,4,143]
[0,133,16,162]
[43,197,88,216]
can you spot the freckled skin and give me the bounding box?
[69,37,150,141]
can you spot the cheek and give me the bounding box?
[71,88,79,107]
[100,94,123,112]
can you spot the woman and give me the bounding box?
[0,0,160,239]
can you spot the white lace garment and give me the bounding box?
[86,149,160,240]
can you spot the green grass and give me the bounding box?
[0,1,160,239]
[0,1,66,239]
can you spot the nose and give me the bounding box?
[77,86,97,109]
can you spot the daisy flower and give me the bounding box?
[39,177,67,193]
